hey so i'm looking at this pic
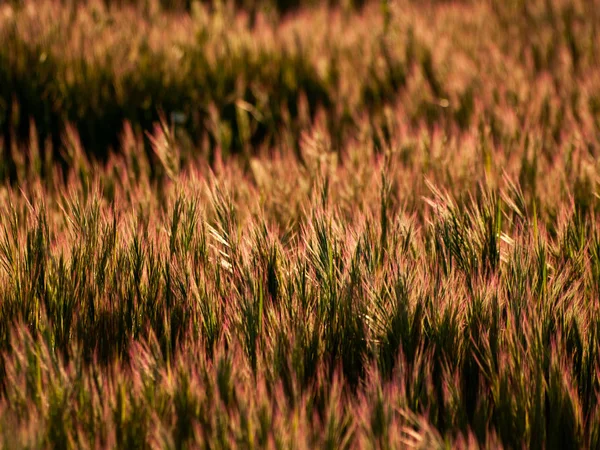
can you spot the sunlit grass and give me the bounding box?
[1,0,600,448]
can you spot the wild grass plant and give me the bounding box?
[1,0,600,448]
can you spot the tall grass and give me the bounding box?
[1,0,600,448]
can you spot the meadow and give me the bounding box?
[1,0,600,448]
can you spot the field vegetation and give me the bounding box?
[1,0,600,448]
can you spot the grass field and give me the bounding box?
[1,0,600,448]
